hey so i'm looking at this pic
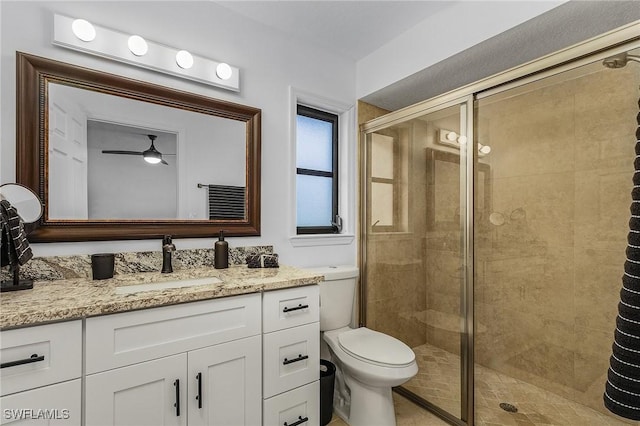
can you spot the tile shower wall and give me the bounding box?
[474,63,640,415]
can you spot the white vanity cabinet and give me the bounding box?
[85,294,262,426]
[0,321,82,425]
[262,285,320,426]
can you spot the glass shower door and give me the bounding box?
[362,98,473,425]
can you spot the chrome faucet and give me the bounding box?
[161,235,176,273]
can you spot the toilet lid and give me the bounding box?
[338,327,415,367]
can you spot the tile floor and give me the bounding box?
[405,343,637,426]
[327,392,449,426]
[327,344,638,425]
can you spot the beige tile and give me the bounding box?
[326,393,449,426]
[404,343,636,426]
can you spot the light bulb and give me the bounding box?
[458,135,468,145]
[216,63,233,80]
[143,155,162,164]
[72,19,96,42]
[479,145,492,154]
[128,35,148,56]
[446,131,457,142]
[176,50,193,69]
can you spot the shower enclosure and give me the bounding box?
[360,29,640,426]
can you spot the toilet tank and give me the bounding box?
[308,266,359,332]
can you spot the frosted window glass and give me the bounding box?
[371,182,393,227]
[371,134,394,179]
[297,175,332,227]
[297,115,333,172]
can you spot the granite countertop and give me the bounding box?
[0,265,323,329]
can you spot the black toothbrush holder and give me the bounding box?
[91,253,115,280]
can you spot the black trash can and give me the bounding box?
[320,359,336,426]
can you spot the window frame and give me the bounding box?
[295,104,339,235]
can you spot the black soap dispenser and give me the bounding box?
[214,230,229,269]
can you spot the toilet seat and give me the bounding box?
[337,327,415,368]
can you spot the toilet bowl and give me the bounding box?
[311,266,418,426]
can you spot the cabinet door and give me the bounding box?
[188,335,261,426]
[0,379,81,425]
[86,354,186,426]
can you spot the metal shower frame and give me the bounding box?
[359,21,640,426]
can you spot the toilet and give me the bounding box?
[312,266,418,426]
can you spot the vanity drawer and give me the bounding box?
[263,381,319,426]
[0,379,82,425]
[0,321,82,396]
[86,293,261,374]
[263,285,319,333]
[263,322,319,398]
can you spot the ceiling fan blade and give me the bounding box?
[102,150,143,155]
[161,159,169,165]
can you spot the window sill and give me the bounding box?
[289,234,355,247]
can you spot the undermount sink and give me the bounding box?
[115,277,222,295]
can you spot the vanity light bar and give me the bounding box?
[52,14,240,92]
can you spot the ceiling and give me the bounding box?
[215,1,453,60]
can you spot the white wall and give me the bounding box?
[0,1,357,267]
[356,1,567,99]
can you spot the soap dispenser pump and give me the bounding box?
[214,230,228,269]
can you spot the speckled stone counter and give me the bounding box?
[0,265,323,329]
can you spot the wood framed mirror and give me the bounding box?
[16,52,261,242]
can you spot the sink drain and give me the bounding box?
[499,402,518,413]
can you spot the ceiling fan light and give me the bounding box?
[143,150,162,164]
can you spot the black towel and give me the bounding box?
[207,185,245,220]
[0,199,33,267]
[604,98,640,420]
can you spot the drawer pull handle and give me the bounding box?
[174,379,181,416]
[284,416,309,426]
[283,304,309,313]
[283,354,309,365]
[196,372,203,409]
[0,353,45,369]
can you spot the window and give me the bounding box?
[369,133,396,232]
[296,105,339,234]
[367,130,408,233]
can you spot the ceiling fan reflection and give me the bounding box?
[101,134,175,165]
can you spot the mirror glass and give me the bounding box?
[0,184,43,224]
[48,83,246,220]
[16,52,261,242]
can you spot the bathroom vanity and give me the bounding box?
[0,265,322,426]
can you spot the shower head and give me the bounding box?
[602,52,640,69]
